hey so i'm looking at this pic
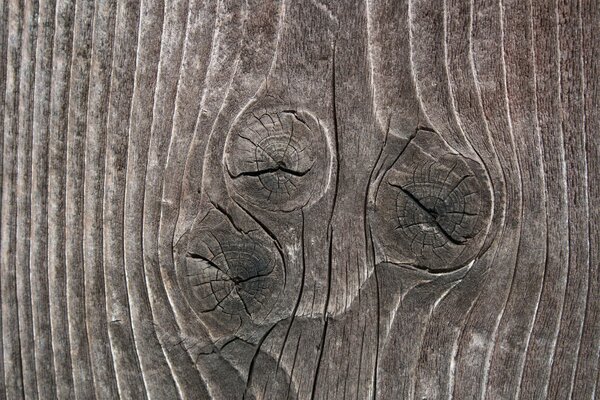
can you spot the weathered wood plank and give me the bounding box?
[0,0,598,399]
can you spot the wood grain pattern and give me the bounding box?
[0,0,598,398]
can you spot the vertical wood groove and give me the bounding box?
[2,1,24,397]
[30,0,57,396]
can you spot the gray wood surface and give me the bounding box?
[0,0,598,398]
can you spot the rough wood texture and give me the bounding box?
[0,0,598,399]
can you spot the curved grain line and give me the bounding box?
[407,1,507,397]
[122,0,180,396]
[157,0,222,346]
[29,0,57,395]
[449,0,517,397]
[447,289,479,400]
[412,0,503,392]
[173,0,255,246]
[411,280,462,399]
[441,0,478,159]
[484,0,548,397]
[140,0,209,395]
[64,0,96,395]
[82,0,119,397]
[102,1,147,397]
[1,1,24,396]
[541,7,570,393]
[514,0,550,396]
[547,0,590,397]
[568,0,592,397]
[571,0,600,396]
[443,0,500,254]
[480,0,525,396]
[46,1,76,396]
[516,0,570,397]
[541,5,569,396]
[15,0,40,396]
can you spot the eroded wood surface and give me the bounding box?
[0,0,598,398]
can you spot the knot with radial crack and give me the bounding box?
[372,129,492,272]
[182,209,286,336]
[187,238,277,317]
[224,101,331,211]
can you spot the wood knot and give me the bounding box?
[183,209,285,334]
[186,240,277,317]
[372,129,493,272]
[224,102,331,211]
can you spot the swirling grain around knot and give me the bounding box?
[181,209,286,340]
[372,130,493,272]
[224,102,331,212]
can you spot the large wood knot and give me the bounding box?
[224,102,331,211]
[183,209,285,335]
[372,130,493,272]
